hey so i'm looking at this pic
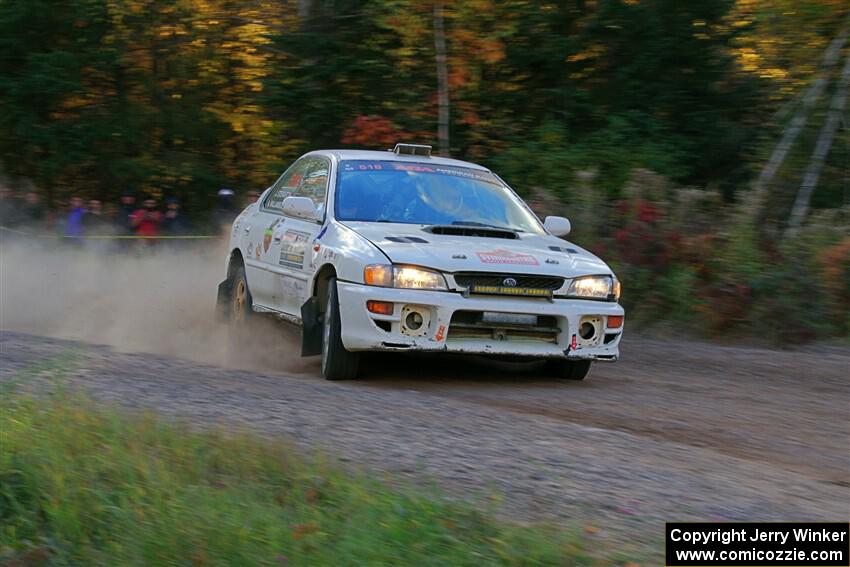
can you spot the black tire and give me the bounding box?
[321,278,360,380]
[229,266,254,325]
[545,359,591,381]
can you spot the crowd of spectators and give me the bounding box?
[0,186,257,249]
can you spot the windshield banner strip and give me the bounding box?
[340,160,500,185]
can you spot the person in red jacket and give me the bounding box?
[130,197,162,245]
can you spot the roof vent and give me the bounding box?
[392,143,432,156]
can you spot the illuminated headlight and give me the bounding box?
[567,275,620,301]
[364,264,448,291]
[394,266,447,290]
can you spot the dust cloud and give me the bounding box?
[0,238,314,374]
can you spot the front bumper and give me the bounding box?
[336,281,624,360]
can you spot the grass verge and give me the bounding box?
[0,384,604,566]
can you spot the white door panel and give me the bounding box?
[273,219,321,315]
[243,210,281,308]
[250,153,331,314]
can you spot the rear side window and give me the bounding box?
[264,157,330,216]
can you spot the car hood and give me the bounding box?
[342,222,612,277]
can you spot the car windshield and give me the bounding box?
[335,160,545,234]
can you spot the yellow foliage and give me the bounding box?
[728,0,847,99]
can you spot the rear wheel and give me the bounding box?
[545,359,591,381]
[321,278,360,380]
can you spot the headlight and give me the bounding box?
[567,275,619,301]
[363,264,448,291]
[394,266,447,290]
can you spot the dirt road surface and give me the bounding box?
[2,327,848,558]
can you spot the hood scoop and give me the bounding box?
[385,235,429,243]
[424,225,518,239]
[549,245,578,254]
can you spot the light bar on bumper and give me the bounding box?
[364,264,448,291]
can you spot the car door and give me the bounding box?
[264,156,331,316]
[246,159,313,309]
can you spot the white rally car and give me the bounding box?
[217,144,624,380]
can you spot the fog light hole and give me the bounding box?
[579,321,596,340]
[405,311,424,331]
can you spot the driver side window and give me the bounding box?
[263,157,329,217]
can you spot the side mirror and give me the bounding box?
[544,216,571,237]
[282,196,318,220]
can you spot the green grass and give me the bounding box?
[0,380,603,566]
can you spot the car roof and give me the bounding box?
[315,149,491,172]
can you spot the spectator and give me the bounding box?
[0,185,21,228]
[161,197,191,236]
[64,196,86,241]
[130,197,162,245]
[83,199,113,252]
[118,192,137,234]
[104,201,118,223]
[82,199,111,235]
[20,191,46,226]
[212,188,239,232]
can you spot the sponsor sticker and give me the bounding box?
[281,276,306,296]
[265,190,293,211]
[340,160,500,185]
[279,229,310,269]
[435,324,446,342]
[468,285,551,298]
[476,249,539,266]
[263,219,281,253]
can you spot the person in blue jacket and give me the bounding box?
[64,196,86,242]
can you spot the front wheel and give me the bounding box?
[545,359,591,381]
[230,266,253,325]
[321,278,360,380]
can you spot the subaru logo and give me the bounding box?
[502,277,518,287]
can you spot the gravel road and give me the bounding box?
[1,329,848,556]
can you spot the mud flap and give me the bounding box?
[215,279,231,323]
[301,297,322,356]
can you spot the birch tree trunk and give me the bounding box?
[785,48,850,237]
[434,0,450,156]
[748,12,850,215]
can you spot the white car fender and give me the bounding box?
[311,220,388,289]
[227,202,259,264]
[300,220,387,356]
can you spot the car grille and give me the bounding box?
[453,272,565,291]
[447,311,560,344]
